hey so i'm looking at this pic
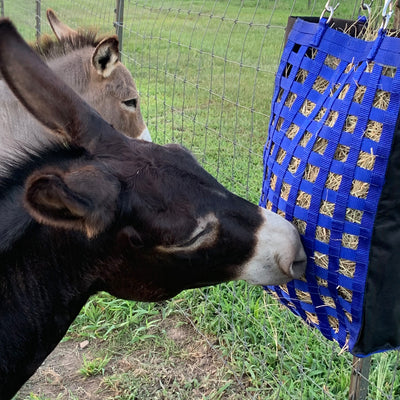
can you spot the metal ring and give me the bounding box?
[381,0,393,30]
[360,0,373,19]
[320,1,340,24]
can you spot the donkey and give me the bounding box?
[0,19,306,399]
[0,9,150,165]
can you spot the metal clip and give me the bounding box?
[320,1,340,24]
[381,0,393,30]
[360,0,373,19]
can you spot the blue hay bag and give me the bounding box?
[260,16,400,356]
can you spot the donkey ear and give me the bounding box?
[92,37,119,78]
[0,19,122,150]
[24,165,120,238]
[46,9,77,40]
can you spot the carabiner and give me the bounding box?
[381,0,393,30]
[320,1,340,24]
[360,0,373,19]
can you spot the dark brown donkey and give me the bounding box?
[0,19,306,399]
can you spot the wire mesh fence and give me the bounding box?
[5,1,400,399]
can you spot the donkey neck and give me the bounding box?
[0,218,105,399]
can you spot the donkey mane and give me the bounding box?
[32,29,106,60]
[0,144,86,193]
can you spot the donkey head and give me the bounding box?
[0,19,306,301]
[46,9,151,142]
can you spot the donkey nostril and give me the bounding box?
[289,248,307,279]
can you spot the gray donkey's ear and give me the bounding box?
[0,18,124,152]
[47,9,77,40]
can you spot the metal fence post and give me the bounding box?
[35,0,41,41]
[1,0,4,17]
[114,0,124,59]
[349,355,371,400]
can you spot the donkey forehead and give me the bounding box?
[115,142,228,209]
[103,64,138,99]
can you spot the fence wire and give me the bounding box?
[6,1,400,399]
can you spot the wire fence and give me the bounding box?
[5,1,400,399]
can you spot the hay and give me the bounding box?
[299,131,313,147]
[313,77,329,94]
[303,163,319,183]
[314,251,328,269]
[277,88,284,103]
[320,200,335,216]
[293,218,307,235]
[300,99,316,117]
[350,180,369,199]
[280,182,291,201]
[295,68,308,84]
[339,259,356,279]
[270,173,277,191]
[305,311,319,326]
[325,110,338,127]
[338,84,350,99]
[365,120,383,142]
[345,208,363,224]
[314,107,327,122]
[286,123,299,139]
[324,54,340,70]
[328,316,340,333]
[276,148,286,164]
[353,84,366,104]
[276,117,284,131]
[334,144,350,162]
[325,172,342,191]
[285,92,297,108]
[344,115,358,133]
[342,233,359,250]
[277,209,286,218]
[288,156,300,174]
[382,65,397,78]
[313,137,328,154]
[316,226,330,244]
[296,191,311,209]
[373,90,390,110]
[339,287,353,303]
[357,150,376,170]
[305,47,318,60]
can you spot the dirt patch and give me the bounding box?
[15,315,249,399]
[15,340,117,399]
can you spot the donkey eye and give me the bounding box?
[123,98,137,109]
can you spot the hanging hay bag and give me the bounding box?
[260,16,400,356]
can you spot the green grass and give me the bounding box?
[8,0,400,398]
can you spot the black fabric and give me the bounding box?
[285,16,368,45]
[353,118,400,355]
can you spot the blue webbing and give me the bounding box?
[260,17,400,353]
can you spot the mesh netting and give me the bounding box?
[260,17,400,353]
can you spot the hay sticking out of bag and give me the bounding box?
[299,131,313,147]
[285,92,297,108]
[280,182,291,201]
[295,68,308,84]
[313,77,329,94]
[346,208,363,224]
[286,123,300,139]
[300,99,316,116]
[288,156,300,174]
[373,90,390,110]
